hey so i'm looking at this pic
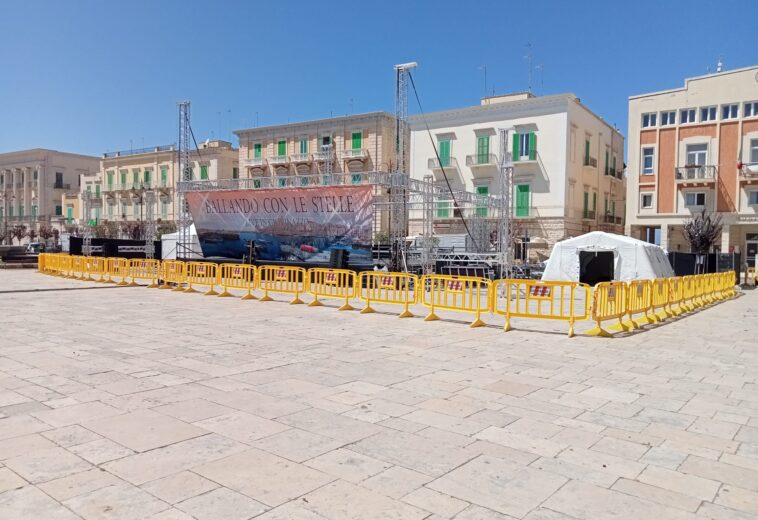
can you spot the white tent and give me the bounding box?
[541,231,674,282]
[160,224,204,260]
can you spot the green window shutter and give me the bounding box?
[254,143,262,158]
[611,201,616,216]
[144,170,151,184]
[232,167,239,179]
[301,177,309,186]
[200,165,208,180]
[120,170,126,185]
[278,177,286,187]
[161,166,168,186]
[593,192,597,211]
[476,186,489,217]
[107,172,114,187]
[512,134,519,162]
[612,155,617,175]
[55,205,62,216]
[95,185,100,197]
[604,150,609,174]
[66,207,72,223]
[253,179,261,189]
[352,131,362,150]
[436,201,450,218]
[277,140,286,156]
[32,205,37,217]
[9,206,13,217]
[585,140,590,164]
[477,136,490,163]
[351,173,361,184]
[438,139,450,166]
[528,132,536,161]
[19,205,24,216]
[583,192,589,213]
[300,139,308,154]
[516,184,530,217]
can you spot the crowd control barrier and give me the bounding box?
[308,268,357,310]
[258,265,307,304]
[358,271,417,318]
[650,278,670,322]
[420,275,489,328]
[106,258,130,286]
[89,257,108,283]
[667,277,684,316]
[71,255,88,280]
[680,275,696,312]
[128,259,161,288]
[704,274,717,304]
[160,260,187,290]
[586,281,627,337]
[218,264,256,300]
[609,279,652,332]
[492,279,589,337]
[185,262,219,295]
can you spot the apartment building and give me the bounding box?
[0,148,99,239]
[409,92,625,259]
[234,112,397,181]
[626,65,758,267]
[95,140,238,224]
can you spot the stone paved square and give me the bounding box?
[1,270,758,519]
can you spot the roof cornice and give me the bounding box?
[234,111,395,137]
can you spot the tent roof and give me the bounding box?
[555,231,651,248]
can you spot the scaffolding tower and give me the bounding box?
[176,101,192,260]
[143,187,156,259]
[81,190,92,256]
[498,128,514,277]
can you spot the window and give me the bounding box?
[321,136,331,147]
[33,170,38,181]
[686,143,708,166]
[751,139,758,164]
[161,200,168,219]
[612,155,617,176]
[106,171,114,188]
[66,206,72,223]
[277,140,286,157]
[476,135,490,163]
[642,147,655,174]
[55,205,62,216]
[95,185,100,198]
[592,192,597,213]
[132,169,140,187]
[253,143,262,158]
[299,138,308,154]
[604,149,609,175]
[120,169,127,185]
[277,177,286,187]
[120,202,127,217]
[200,165,208,180]
[745,101,758,118]
[749,191,758,205]
[642,113,657,128]
[700,106,717,122]
[253,179,261,189]
[661,111,676,125]
[94,208,101,224]
[31,205,38,218]
[351,174,361,185]
[133,201,139,217]
[685,192,706,207]
[513,184,530,217]
[476,186,489,217]
[232,167,239,179]
[160,166,168,186]
[680,108,696,124]
[436,200,450,218]
[351,131,362,150]
[8,206,13,217]
[513,132,536,161]
[721,104,738,120]
[584,139,590,165]
[438,138,451,167]
[19,205,24,216]
[55,172,63,186]
[108,201,114,217]
[582,191,589,217]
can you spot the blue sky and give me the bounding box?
[1,0,754,157]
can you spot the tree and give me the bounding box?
[26,228,37,243]
[10,225,27,245]
[38,225,54,242]
[683,209,723,254]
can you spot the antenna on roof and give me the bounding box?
[524,43,533,93]
[716,56,724,73]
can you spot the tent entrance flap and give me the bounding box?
[579,251,614,286]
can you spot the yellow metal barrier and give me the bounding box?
[218,264,256,300]
[680,275,696,312]
[71,256,89,280]
[308,268,357,311]
[650,278,670,321]
[693,275,706,308]
[667,276,684,316]
[88,257,108,283]
[608,279,652,332]
[107,258,131,286]
[258,265,307,304]
[420,275,489,328]
[358,271,417,318]
[128,259,161,288]
[721,271,736,298]
[185,262,219,295]
[160,260,187,290]
[586,281,627,337]
[491,279,589,337]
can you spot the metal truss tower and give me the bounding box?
[177,101,192,260]
[390,62,417,271]
[420,174,436,274]
[143,187,156,259]
[498,128,514,277]
[81,190,93,256]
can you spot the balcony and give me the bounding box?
[342,149,369,161]
[427,157,460,182]
[313,149,336,162]
[582,210,596,220]
[268,155,289,167]
[583,157,598,168]
[465,153,498,168]
[675,165,716,185]
[241,157,266,169]
[604,168,624,180]
[602,214,623,225]
[53,183,71,190]
[290,153,312,165]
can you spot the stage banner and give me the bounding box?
[185,185,373,263]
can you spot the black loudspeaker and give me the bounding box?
[330,249,350,269]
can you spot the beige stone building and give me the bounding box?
[94,140,238,224]
[0,148,99,242]
[234,112,397,181]
[626,65,758,267]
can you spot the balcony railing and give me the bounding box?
[53,183,71,190]
[103,144,174,158]
[583,210,596,220]
[342,149,368,160]
[290,153,312,164]
[602,214,623,224]
[268,155,289,166]
[584,157,598,167]
[739,162,758,178]
[428,157,459,170]
[675,165,716,181]
[465,153,498,167]
[313,150,335,162]
[604,168,624,180]
[241,157,265,168]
